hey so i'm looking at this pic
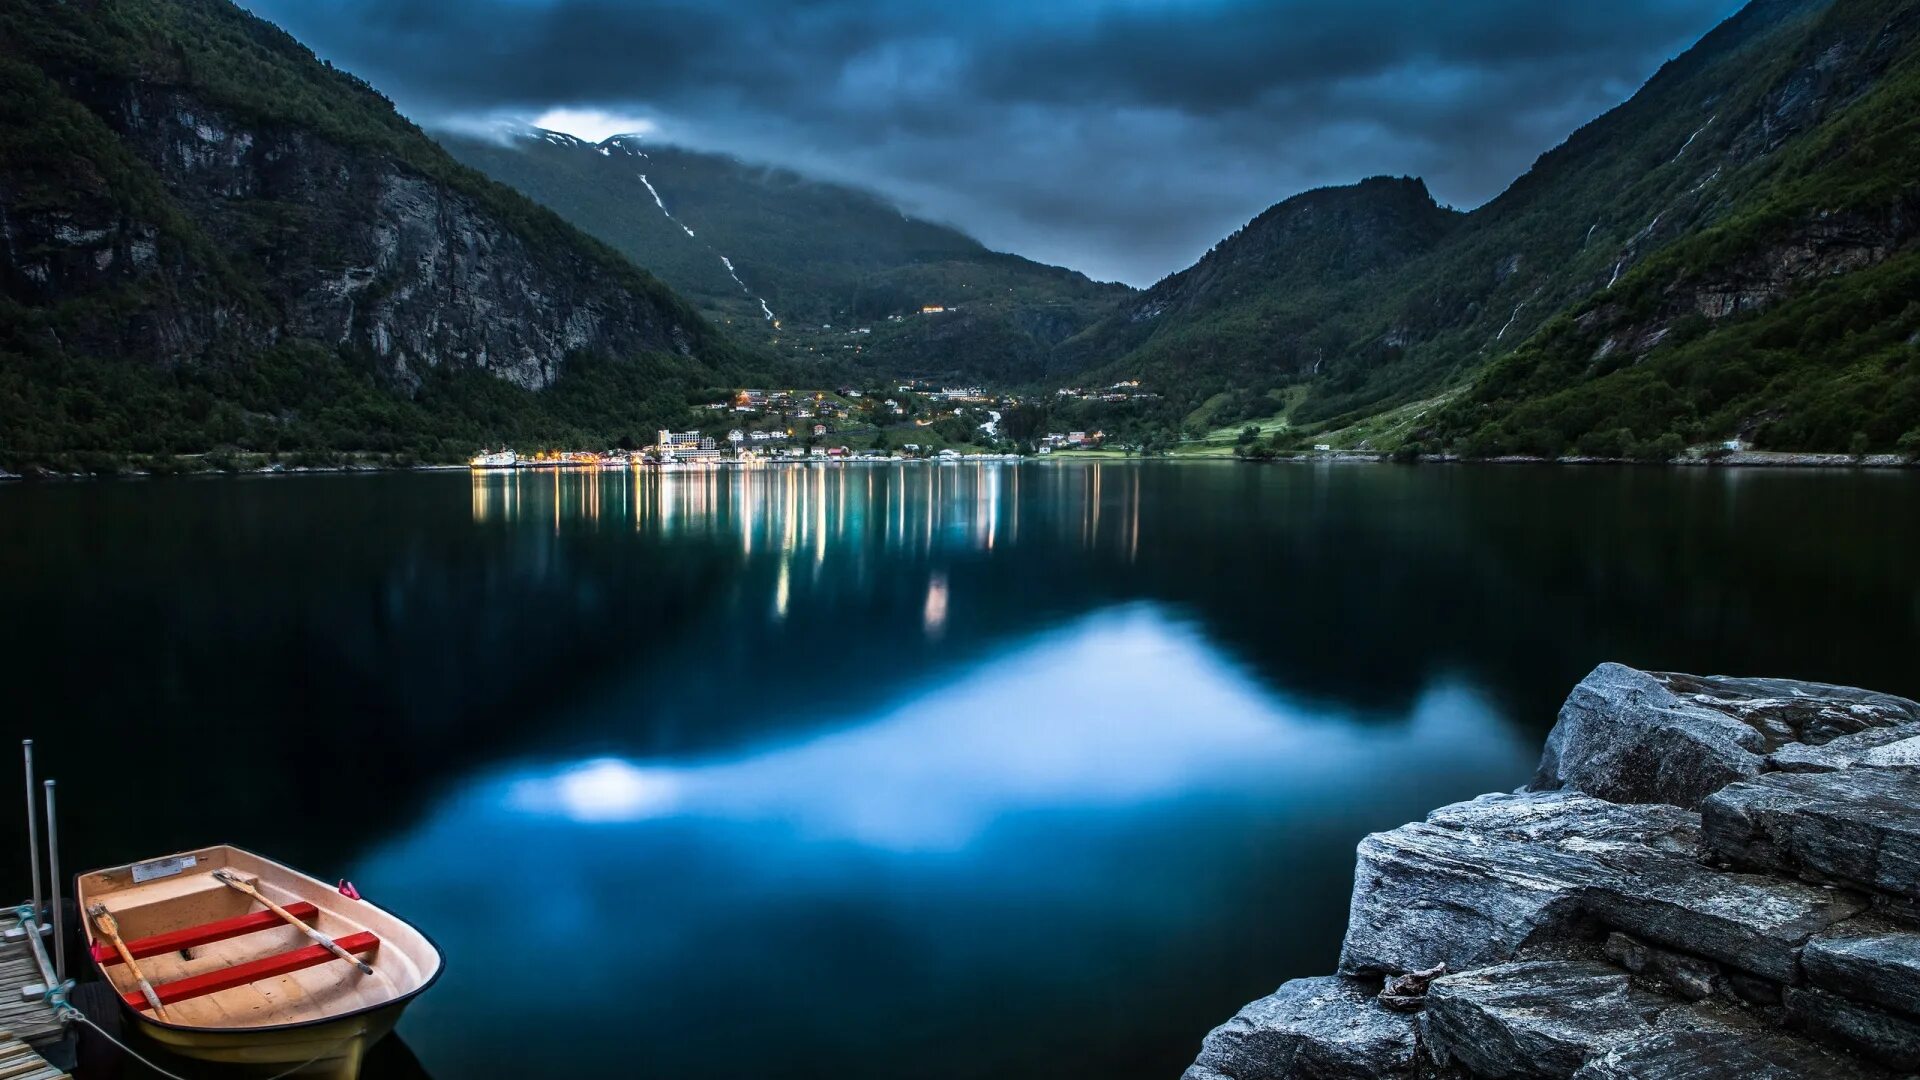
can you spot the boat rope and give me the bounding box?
[56,997,369,1080]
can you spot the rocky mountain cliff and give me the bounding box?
[1190,662,1920,1078]
[0,0,735,465]
[439,127,1131,383]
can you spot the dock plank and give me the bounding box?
[0,913,66,1048]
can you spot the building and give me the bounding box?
[921,305,946,315]
[812,423,828,437]
[656,429,721,463]
[727,429,746,445]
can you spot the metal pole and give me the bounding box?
[23,740,42,923]
[43,779,64,982]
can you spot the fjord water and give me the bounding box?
[3,462,1917,1078]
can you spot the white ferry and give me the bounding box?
[468,449,517,470]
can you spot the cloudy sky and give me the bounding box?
[245,0,1745,285]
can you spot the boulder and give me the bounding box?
[1533,664,1919,809]
[1655,671,1920,747]
[1421,960,1662,1077]
[1769,725,1920,773]
[1533,664,1765,809]
[1572,1028,1892,1079]
[1700,767,1920,899]
[1582,858,1869,983]
[1182,976,1417,1080]
[1802,926,1920,1020]
[1785,985,1920,1071]
[1337,793,1695,977]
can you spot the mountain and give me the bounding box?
[1063,0,1919,456]
[438,129,1131,383]
[0,0,740,469]
[1055,176,1464,421]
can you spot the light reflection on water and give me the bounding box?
[364,603,1532,1077]
[467,463,1141,565]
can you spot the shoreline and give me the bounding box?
[1187,664,1920,1080]
[3,449,1916,483]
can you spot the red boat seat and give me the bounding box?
[123,931,380,1010]
[92,902,322,965]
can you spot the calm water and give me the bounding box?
[2,462,1917,1078]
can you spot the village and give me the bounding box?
[471,381,1119,470]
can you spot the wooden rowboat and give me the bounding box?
[76,844,442,1078]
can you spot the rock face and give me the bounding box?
[1702,768,1920,899]
[1422,961,1662,1077]
[1531,663,1918,809]
[1182,976,1417,1080]
[1190,664,1920,1079]
[4,1,714,396]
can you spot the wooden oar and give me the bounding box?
[211,870,373,975]
[89,904,169,1020]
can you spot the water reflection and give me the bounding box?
[5,463,1917,1080]
[467,463,1148,562]
[363,605,1532,1078]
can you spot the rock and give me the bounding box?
[1422,960,1662,1077]
[1583,858,1869,983]
[1338,792,1696,977]
[1725,970,1787,1006]
[1769,724,1920,772]
[1533,664,1766,809]
[1802,926,1920,1019]
[1700,767,1920,899]
[1182,977,1417,1080]
[1604,932,1723,1000]
[1573,1027,1892,1079]
[1785,985,1920,1070]
[1378,963,1446,1012]
[1656,671,1920,747]
[1532,664,1920,809]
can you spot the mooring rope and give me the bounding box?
[56,999,368,1080]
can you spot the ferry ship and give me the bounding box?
[468,449,517,470]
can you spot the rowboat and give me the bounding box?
[75,844,442,1078]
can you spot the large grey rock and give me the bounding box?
[1770,724,1920,773]
[1583,858,1869,983]
[1533,664,1919,809]
[1701,767,1920,899]
[1656,671,1920,747]
[1182,976,1417,1080]
[1422,961,1661,1078]
[1337,793,1696,976]
[1785,985,1920,1070]
[1803,926,1920,1020]
[1573,1028,1892,1079]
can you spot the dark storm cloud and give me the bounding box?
[242,0,1744,284]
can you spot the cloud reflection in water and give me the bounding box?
[491,604,1523,850]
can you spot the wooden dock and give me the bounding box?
[0,912,66,1079]
[0,1032,66,1080]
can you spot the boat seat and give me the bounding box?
[122,931,380,1011]
[91,902,321,965]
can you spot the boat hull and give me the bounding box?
[76,844,442,1080]
[126,1000,405,1078]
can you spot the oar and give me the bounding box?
[89,903,169,1020]
[211,870,373,975]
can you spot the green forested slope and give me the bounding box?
[1062,0,1918,456]
[440,129,1130,383]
